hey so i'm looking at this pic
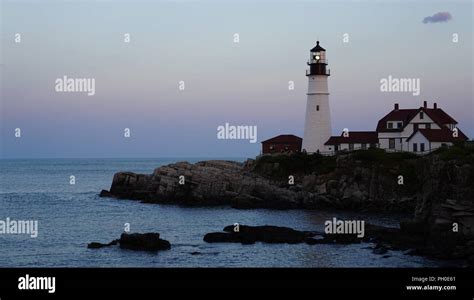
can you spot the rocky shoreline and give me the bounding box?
[99,148,474,264]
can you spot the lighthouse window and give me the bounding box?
[316,105,320,111]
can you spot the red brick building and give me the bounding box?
[261,135,302,154]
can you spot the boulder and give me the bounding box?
[88,233,170,252]
[119,233,171,251]
[204,225,320,245]
[87,240,118,249]
[99,190,114,198]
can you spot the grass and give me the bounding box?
[254,143,473,182]
[431,143,474,162]
[351,148,419,162]
[254,152,336,178]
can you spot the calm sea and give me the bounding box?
[0,158,453,267]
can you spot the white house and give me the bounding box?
[324,101,468,154]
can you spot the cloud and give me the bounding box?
[422,12,452,24]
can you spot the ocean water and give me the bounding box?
[0,158,454,267]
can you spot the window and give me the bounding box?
[414,123,419,131]
[426,123,431,129]
[349,144,354,151]
[387,122,393,129]
[420,143,425,152]
[361,143,367,150]
[397,122,403,128]
[389,138,395,149]
[316,105,319,111]
[413,143,418,152]
[370,143,376,149]
[420,112,424,119]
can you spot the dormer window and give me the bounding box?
[420,112,424,119]
[387,122,393,129]
[397,122,403,128]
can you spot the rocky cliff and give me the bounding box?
[103,149,471,207]
[99,147,474,262]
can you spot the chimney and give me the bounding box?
[434,102,437,109]
[423,101,427,108]
[394,103,399,110]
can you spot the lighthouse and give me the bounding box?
[302,41,332,153]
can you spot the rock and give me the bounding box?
[99,189,113,197]
[88,233,170,252]
[400,220,430,235]
[204,232,256,244]
[204,225,319,245]
[101,150,473,214]
[87,240,118,249]
[119,233,171,251]
[468,255,474,267]
[103,160,306,209]
[87,242,105,249]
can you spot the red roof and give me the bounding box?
[407,127,468,142]
[261,134,302,144]
[324,131,378,145]
[377,107,458,133]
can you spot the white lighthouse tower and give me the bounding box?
[302,41,332,153]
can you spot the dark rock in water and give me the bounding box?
[87,242,109,249]
[119,233,171,251]
[87,240,118,249]
[88,233,170,252]
[99,189,114,198]
[205,225,319,245]
[304,237,322,245]
[204,232,256,244]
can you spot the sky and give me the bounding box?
[1,0,473,158]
